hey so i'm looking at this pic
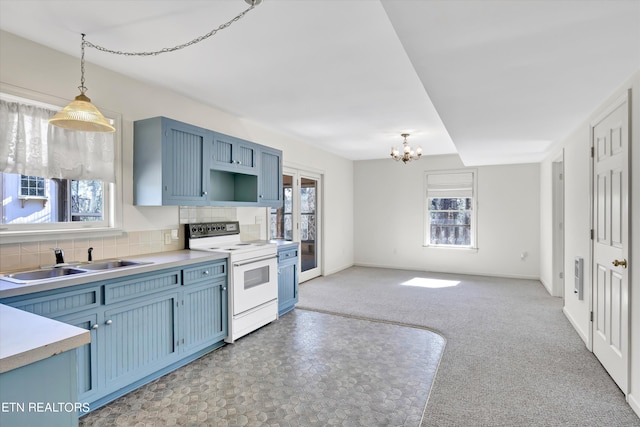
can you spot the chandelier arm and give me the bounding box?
[82,2,258,57]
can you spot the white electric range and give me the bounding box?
[185,221,278,343]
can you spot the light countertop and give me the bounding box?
[0,250,228,299]
[0,304,90,373]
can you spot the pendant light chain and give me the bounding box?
[79,33,87,94]
[82,2,258,57]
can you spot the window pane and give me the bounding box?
[2,173,104,224]
[71,180,103,222]
[428,197,473,246]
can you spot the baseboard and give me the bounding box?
[628,393,640,418]
[539,277,553,295]
[353,262,541,281]
[562,306,589,347]
[323,263,354,277]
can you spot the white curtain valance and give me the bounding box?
[0,98,115,182]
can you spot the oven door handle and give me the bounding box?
[232,255,277,267]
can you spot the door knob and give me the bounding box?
[612,259,627,268]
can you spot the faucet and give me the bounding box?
[53,248,65,265]
[88,247,94,262]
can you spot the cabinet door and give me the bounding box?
[55,311,100,403]
[278,261,298,316]
[182,280,228,352]
[102,292,180,392]
[259,147,283,207]
[162,120,211,205]
[211,133,258,173]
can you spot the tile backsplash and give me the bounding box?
[0,206,267,273]
[0,229,184,273]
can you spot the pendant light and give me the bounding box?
[49,34,115,133]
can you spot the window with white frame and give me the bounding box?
[425,170,477,248]
[0,90,119,232]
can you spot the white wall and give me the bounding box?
[539,70,640,416]
[0,31,354,277]
[354,154,540,279]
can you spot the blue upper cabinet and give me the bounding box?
[211,132,258,174]
[134,117,212,206]
[134,117,282,207]
[259,146,283,207]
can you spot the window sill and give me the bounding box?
[422,245,478,253]
[17,196,48,208]
[0,227,125,244]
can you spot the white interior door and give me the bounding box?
[591,92,629,394]
[270,168,322,282]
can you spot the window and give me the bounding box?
[20,175,45,198]
[425,170,477,248]
[0,88,121,237]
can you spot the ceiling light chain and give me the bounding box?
[49,0,262,133]
[82,0,260,57]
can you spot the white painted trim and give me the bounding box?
[628,393,640,419]
[353,262,541,281]
[563,306,589,347]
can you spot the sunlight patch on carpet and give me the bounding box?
[401,277,460,288]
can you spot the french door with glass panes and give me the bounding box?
[270,168,321,282]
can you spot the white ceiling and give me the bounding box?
[1,0,639,165]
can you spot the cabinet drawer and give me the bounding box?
[105,270,181,304]
[183,262,226,285]
[7,286,101,318]
[278,248,298,262]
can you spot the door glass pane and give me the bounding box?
[270,174,293,240]
[300,177,317,272]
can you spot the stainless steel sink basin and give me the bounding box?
[1,260,152,284]
[78,260,149,270]
[2,267,87,284]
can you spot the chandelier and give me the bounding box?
[49,0,262,133]
[390,133,422,163]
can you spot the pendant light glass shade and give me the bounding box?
[49,34,115,133]
[49,93,115,133]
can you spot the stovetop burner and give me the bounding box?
[185,221,277,259]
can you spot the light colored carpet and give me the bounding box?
[297,266,640,427]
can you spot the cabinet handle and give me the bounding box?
[222,286,227,291]
[202,191,208,196]
[202,270,210,275]
[91,324,99,330]
[105,319,113,325]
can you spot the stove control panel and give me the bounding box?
[186,221,240,239]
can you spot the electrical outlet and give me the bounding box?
[171,229,179,240]
[164,233,172,245]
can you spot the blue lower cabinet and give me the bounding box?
[0,350,80,427]
[277,245,299,316]
[0,260,228,415]
[183,280,228,353]
[102,292,181,394]
[55,311,100,404]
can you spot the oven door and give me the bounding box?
[231,254,278,315]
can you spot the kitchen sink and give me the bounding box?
[1,260,152,284]
[2,267,87,284]
[78,260,150,270]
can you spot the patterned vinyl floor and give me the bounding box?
[79,309,445,427]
